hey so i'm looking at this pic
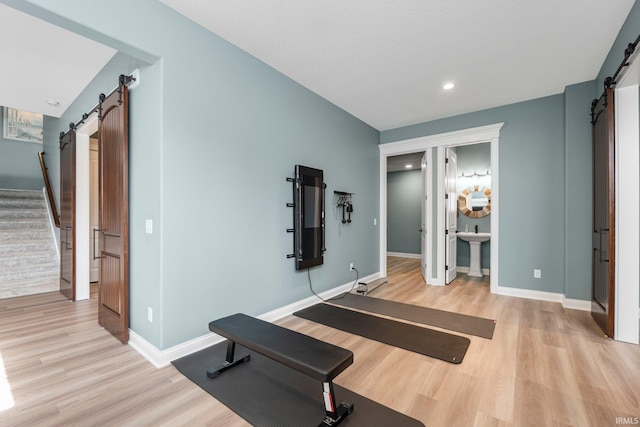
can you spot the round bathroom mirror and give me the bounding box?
[458,185,491,218]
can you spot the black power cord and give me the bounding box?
[307,267,360,302]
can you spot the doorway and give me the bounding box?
[74,113,100,300]
[89,134,100,285]
[379,123,503,292]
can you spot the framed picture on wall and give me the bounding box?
[2,107,43,143]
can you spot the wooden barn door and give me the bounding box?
[59,131,76,300]
[98,82,130,344]
[591,88,615,337]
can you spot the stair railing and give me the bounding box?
[38,151,60,228]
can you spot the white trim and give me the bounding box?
[129,328,224,369]
[42,187,60,261]
[613,83,640,344]
[387,252,421,259]
[496,285,591,312]
[128,273,381,368]
[490,136,500,295]
[379,123,505,156]
[75,132,90,301]
[379,152,388,278]
[496,285,562,302]
[74,113,99,302]
[379,123,503,291]
[457,266,490,276]
[562,296,592,312]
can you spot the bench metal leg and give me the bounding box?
[319,381,353,426]
[206,340,251,378]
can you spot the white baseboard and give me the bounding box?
[128,272,382,368]
[129,329,225,369]
[456,266,490,276]
[496,285,591,312]
[561,296,592,311]
[386,252,421,259]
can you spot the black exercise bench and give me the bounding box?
[207,313,354,426]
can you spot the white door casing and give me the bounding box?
[89,138,100,283]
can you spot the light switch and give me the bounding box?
[145,219,153,234]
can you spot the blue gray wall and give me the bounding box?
[563,81,596,300]
[17,0,380,350]
[0,109,44,190]
[387,169,421,255]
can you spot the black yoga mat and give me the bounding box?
[294,304,469,364]
[330,293,496,339]
[172,341,424,427]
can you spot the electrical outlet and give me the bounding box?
[349,263,354,271]
[148,307,153,323]
[534,269,541,279]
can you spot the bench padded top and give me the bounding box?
[209,313,353,382]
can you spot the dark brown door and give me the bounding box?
[59,131,76,300]
[98,84,130,343]
[591,88,615,337]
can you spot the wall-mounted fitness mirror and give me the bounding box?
[458,185,491,218]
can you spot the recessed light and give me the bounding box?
[46,99,60,106]
[405,164,412,169]
[442,82,455,90]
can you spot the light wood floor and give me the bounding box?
[0,257,638,426]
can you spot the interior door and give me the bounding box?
[98,83,130,344]
[59,131,76,300]
[591,88,615,337]
[445,148,457,284]
[89,138,100,283]
[420,152,428,282]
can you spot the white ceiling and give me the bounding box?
[160,0,635,130]
[0,3,116,118]
[0,1,634,128]
[387,152,424,172]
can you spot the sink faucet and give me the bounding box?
[475,225,478,233]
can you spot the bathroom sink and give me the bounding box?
[457,232,491,243]
[457,232,490,277]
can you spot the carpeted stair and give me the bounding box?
[0,189,59,299]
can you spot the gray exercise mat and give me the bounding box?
[172,341,424,427]
[330,293,496,339]
[294,304,469,364]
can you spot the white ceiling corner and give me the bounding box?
[159,0,635,130]
[0,3,116,118]
[1,1,635,129]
